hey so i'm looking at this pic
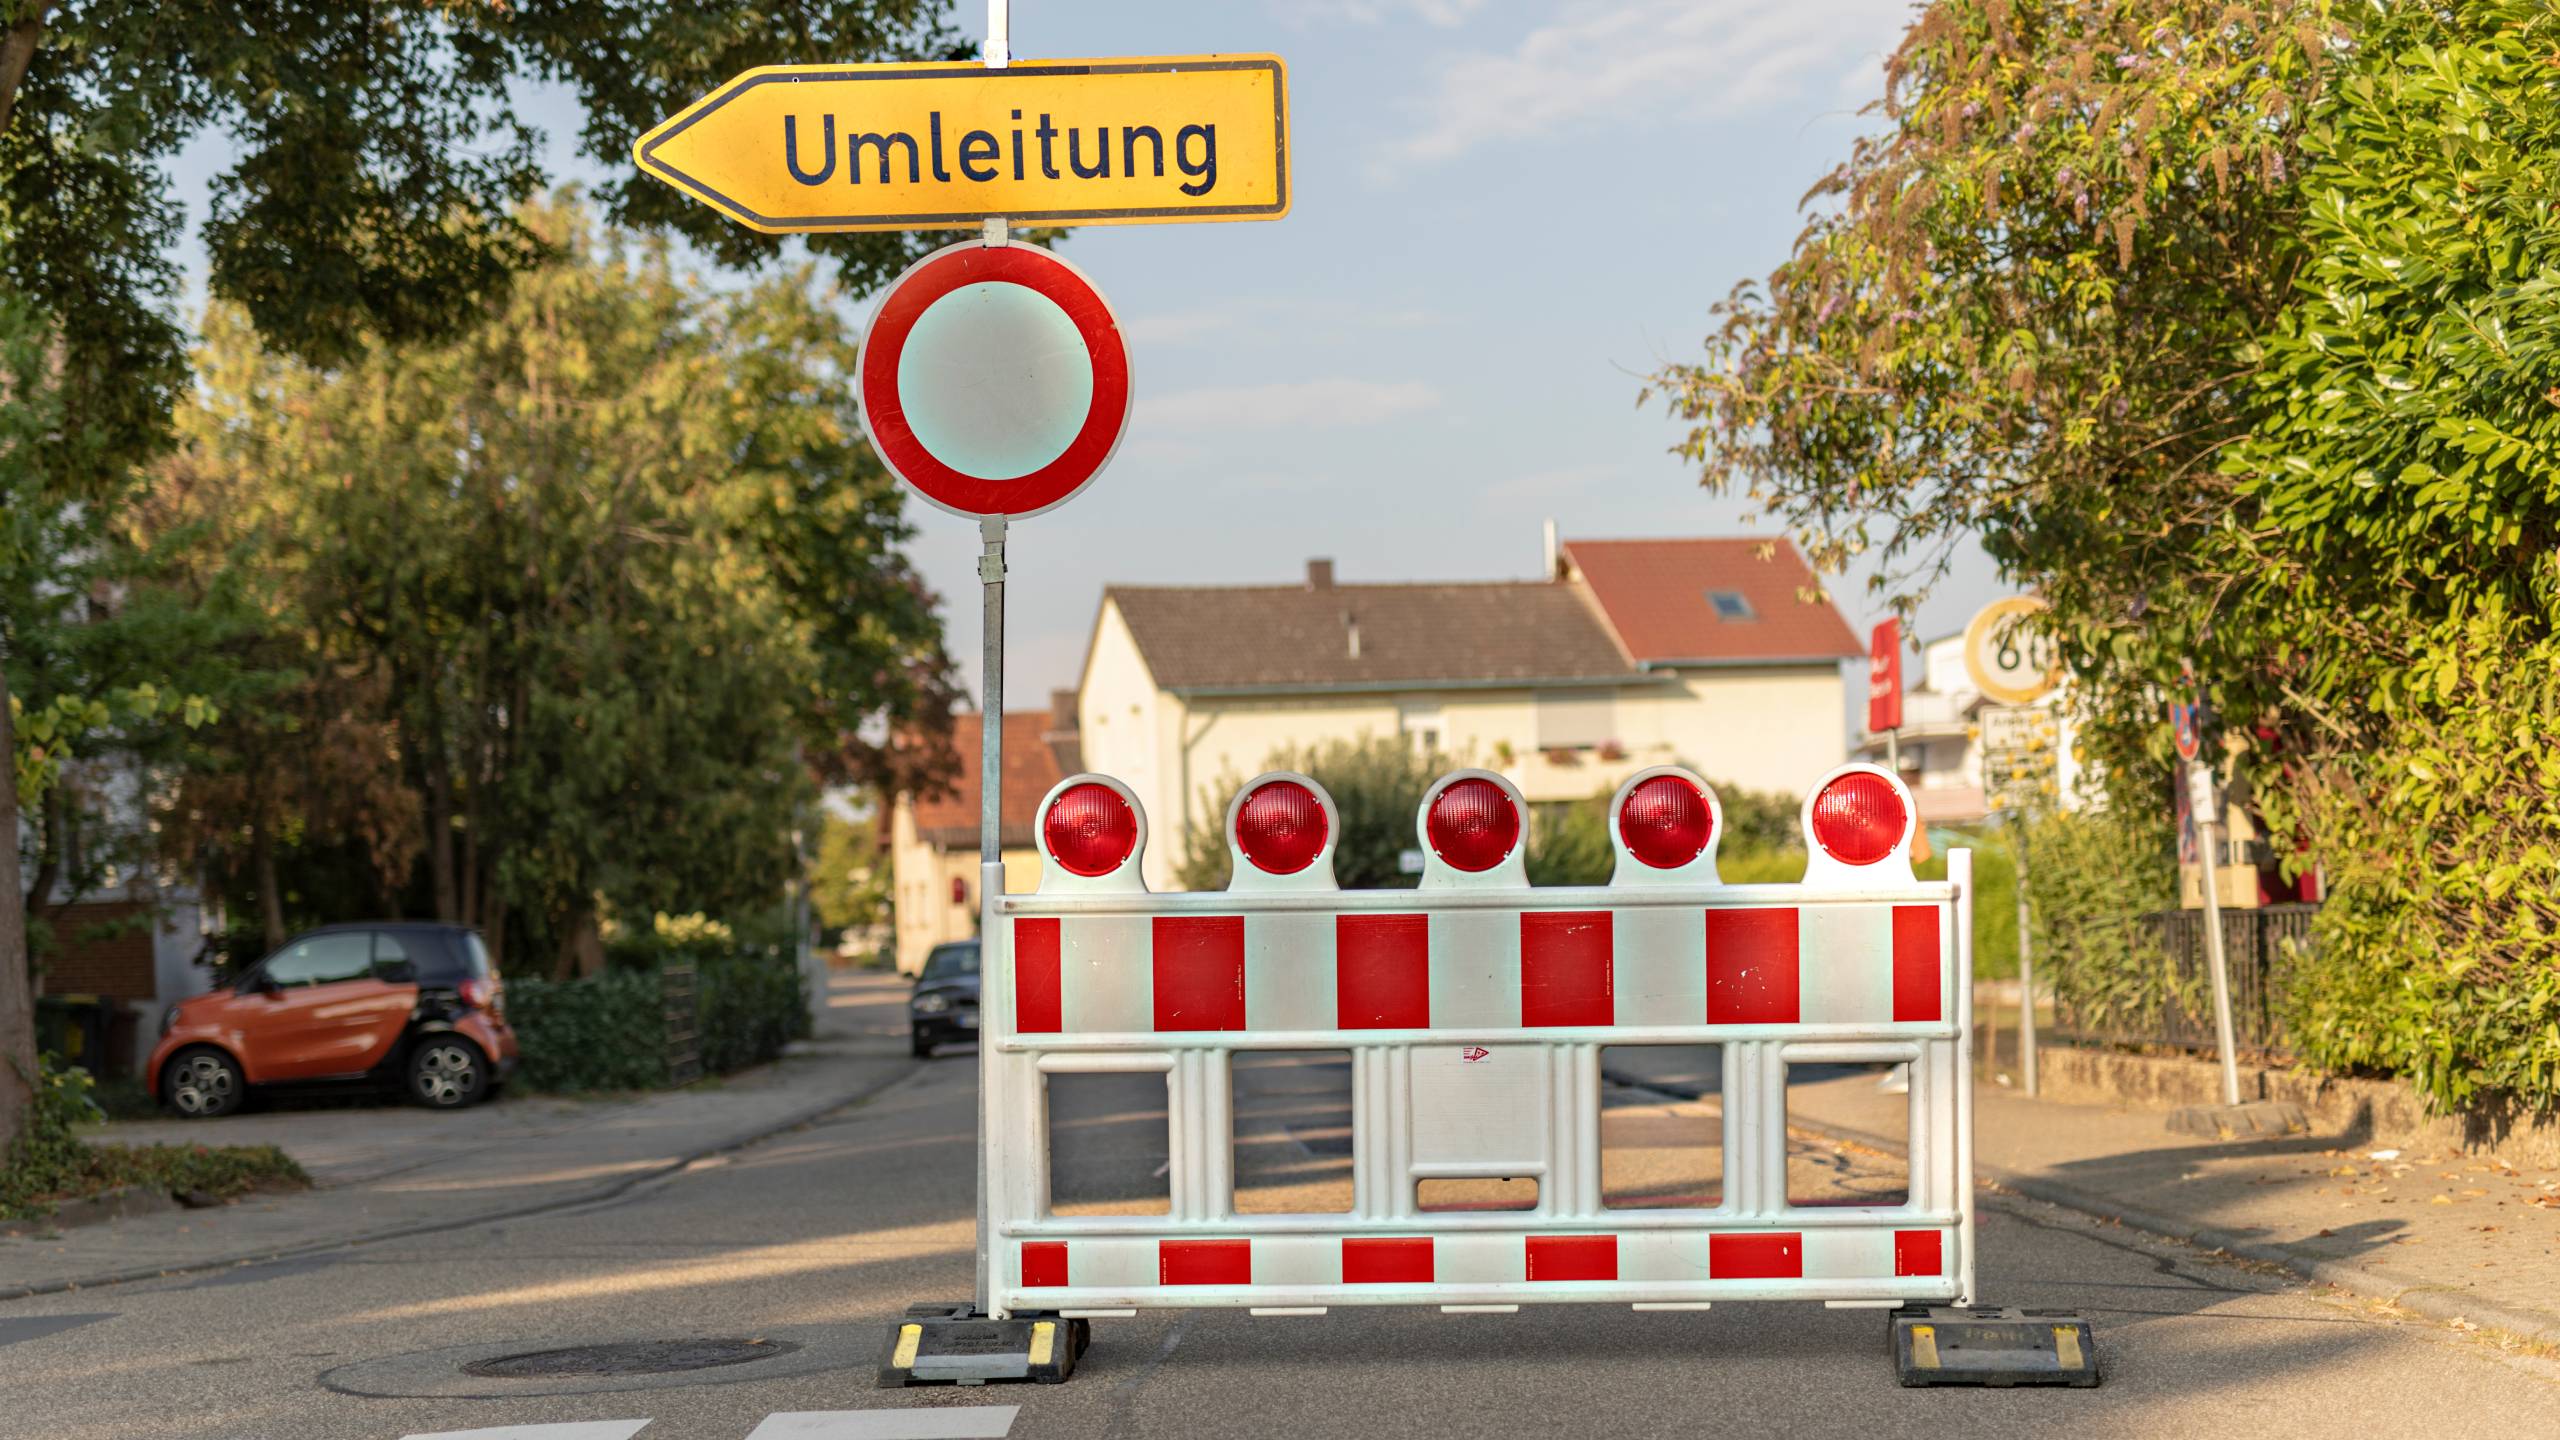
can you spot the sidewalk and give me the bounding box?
[1783,1070,2560,1346]
[0,970,923,1299]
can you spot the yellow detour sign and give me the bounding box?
[633,56,1289,233]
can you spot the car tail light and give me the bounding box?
[459,978,494,1011]
[1810,771,1907,866]
[1235,779,1328,874]
[1427,777,1520,872]
[1044,782,1139,877]
[1619,774,1713,869]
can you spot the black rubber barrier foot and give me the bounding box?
[1890,1305,2101,1388]
[877,1303,1092,1388]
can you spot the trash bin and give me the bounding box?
[34,994,112,1078]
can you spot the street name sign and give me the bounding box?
[856,239,1131,519]
[633,56,1290,233]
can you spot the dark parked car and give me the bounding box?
[909,940,981,1057]
[147,922,518,1117]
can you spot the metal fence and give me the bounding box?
[2049,904,2318,1059]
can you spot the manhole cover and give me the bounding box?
[462,1339,800,1379]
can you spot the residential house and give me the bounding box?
[1076,536,1863,890]
[885,703,1078,975]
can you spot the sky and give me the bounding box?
[166,0,2009,718]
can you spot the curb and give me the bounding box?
[1783,1107,2560,1351]
[0,1058,928,1301]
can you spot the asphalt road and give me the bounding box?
[3,980,2556,1440]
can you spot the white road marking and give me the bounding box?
[744,1408,1019,1439]
[394,1414,650,1424]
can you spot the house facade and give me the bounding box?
[1076,537,1862,891]
[1850,624,2087,826]
[885,706,1078,975]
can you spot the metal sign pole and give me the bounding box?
[971,0,1011,1321]
[2188,761,2243,1107]
[2014,815,2036,1096]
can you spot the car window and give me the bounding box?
[462,932,493,979]
[373,931,415,978]
[921,943,980,982]
[265,933,376,988]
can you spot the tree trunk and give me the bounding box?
[250,811,285,953]
[556,904,604,981]
[425,742,457,920]
[0,5,50,139]
[0,646,36,1150]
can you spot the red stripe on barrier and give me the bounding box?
[1153,916,1246,1031]
[1526,1234,1618,1282]
[1160,1239,1251,1285]
[1710,1232,1802,1278]
[1891,905,1942,1022]
[1341,1236,1435,1284]
[1520,912,1613,1027]
[1705,908,1800,1024]
[1337,914,1430,1029]
[1020,1241,1068,1288]
[1894,1229,1944,1277]
[1015,918,1062,1034]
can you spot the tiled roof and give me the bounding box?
[909,712,1068,850]
[1560,539,1860,664]
[1104,579,1634,692]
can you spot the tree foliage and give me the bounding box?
[1659,0,2560,1108]
[140,196,959,975]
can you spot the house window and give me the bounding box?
[1535,693,1615,751]
[1399,702,1443,758]
[1706,589,1756,621]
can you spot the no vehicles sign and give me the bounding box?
[633,56,1290,233]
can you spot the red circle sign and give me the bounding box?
[857,240,1131,520]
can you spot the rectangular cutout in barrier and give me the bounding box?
[1231,1049,1355,1215]
[1599,1044,1723,1209]
[1784,1062,1910,1208]
[1044,1070,1172,1217]
[1417,1177,1537,1212]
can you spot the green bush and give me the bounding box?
[2011,808,2184,1029]
[506,941,810,1093]
[696,951,809,1075]
[2,1054,306,1220]
[505,969,669,1092]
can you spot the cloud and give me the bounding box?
[1145,378,1443,430]
[1378,0,1910,175]
[1289,0,1491,28]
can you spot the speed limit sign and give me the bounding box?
[1963,597,2064,705]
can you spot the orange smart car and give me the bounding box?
[147,922,518,1117]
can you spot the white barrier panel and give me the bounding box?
[975,764,1975,1316]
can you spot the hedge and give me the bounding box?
[505,948,809,1093]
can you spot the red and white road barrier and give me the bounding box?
[975,763,1976,1316]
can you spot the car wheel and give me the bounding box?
[409,1037,488,1109]
[163,1047,245,1119]
[911,1028,935,1059]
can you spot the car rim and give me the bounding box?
[171,1055,235,1115]
[416,1044,478,1104]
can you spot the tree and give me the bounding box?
[141,196,959,977]
[0,0,969,1181]
[810,811,891,944]
[1650,0,2341,802]
[1655,0,2560,1107]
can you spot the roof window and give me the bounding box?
[1705,589,1756,621]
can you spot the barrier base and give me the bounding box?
[1890,1305,2100,1388]
[877,1303,1090,1388]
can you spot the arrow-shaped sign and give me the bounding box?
[633,56,1290,234]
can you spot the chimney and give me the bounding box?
[1306,557,1334,590]
[1543,518,1560,579]
[1048,687,1079,734]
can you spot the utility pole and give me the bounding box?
[2188,762,2243,1107]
